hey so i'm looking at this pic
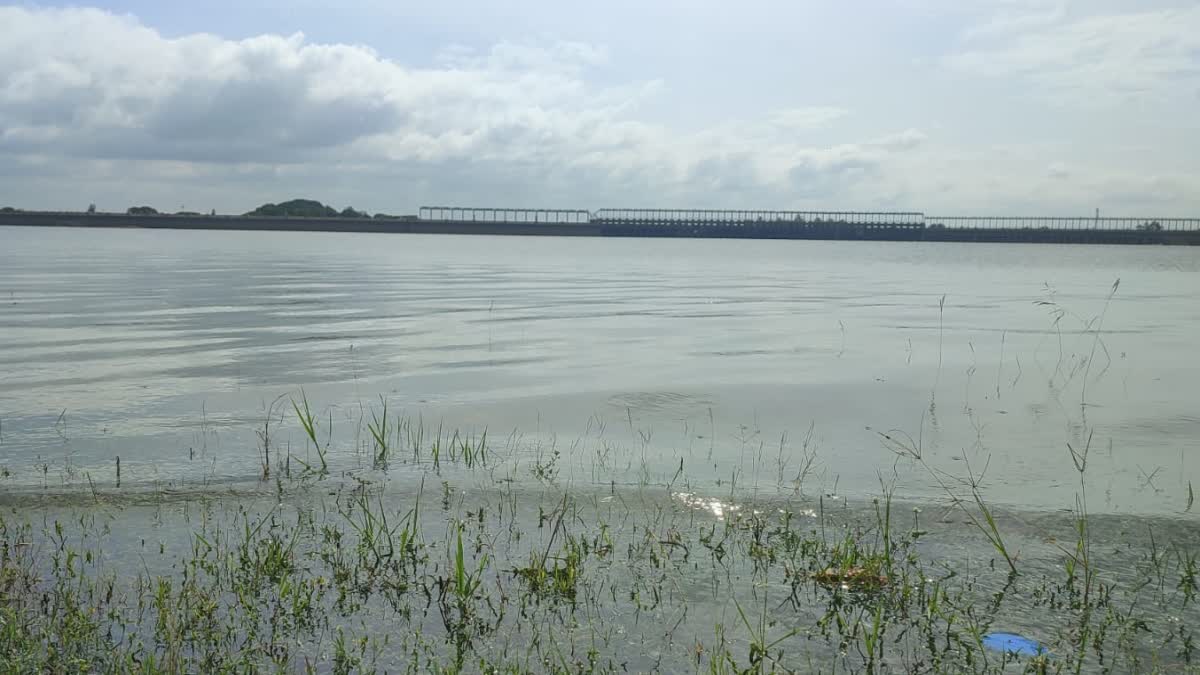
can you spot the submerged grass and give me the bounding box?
[368,395,391,469]
[291,389,328,475]
[2,407,1197,674]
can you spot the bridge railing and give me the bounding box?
[412,208,1199,231]
[591,209,925,226]
[928,216,1200,231]
[419,207,591,224]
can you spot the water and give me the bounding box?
[1,225,1198,515]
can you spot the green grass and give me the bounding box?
[368,395,391,469]
[3,439,1196,674]
[290,389,328,475]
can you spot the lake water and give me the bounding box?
[2,225,1198,516]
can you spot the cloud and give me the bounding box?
[0,6,929,211]
[873,129,928,152]
[960,0,1067,41]
[946,5,1200,101]
[768,107,849,131]
[1,4,1196,216]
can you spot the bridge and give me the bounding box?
[4,207,1200,245]
[413,207,1200,243]
[591,209,927,240]
[591,209,924,225]
[926,216,1198,230]
[419,207,590,223]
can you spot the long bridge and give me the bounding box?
[415,207,1200,244]
[5,207,1200,245]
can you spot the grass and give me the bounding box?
[368,395,391,469]
[874,426,1020,577]
[291,389,328,475]
[2,416,1197,675]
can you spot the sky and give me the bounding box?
[1,1,1198,216]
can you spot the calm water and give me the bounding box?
[1,225,1198,515]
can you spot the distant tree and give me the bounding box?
[1137,221,1163,231]
[244,199,339,218]
[175,211,201,216]
[86,203,97,214]
[210,209,217,216]
[0,206,16,213]
[340,206,370,219]
[127,206,159,215]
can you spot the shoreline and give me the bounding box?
[6,212,1200,245]
[3,455,1197,673]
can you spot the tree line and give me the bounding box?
[113,199,410,220]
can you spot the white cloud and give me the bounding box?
[768,107,849,131]
[873,129,928,152]
[960,0,1068,41]
[947,5,1200,101]
[0,3,1196,216]
[0,6,927,211]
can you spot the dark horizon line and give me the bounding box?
[5,208,1200,245]
[3,206,1198,223]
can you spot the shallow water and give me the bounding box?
[1,225,1199,516]
[5,479,1198,673]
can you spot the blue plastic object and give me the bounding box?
[982,632,1047,657]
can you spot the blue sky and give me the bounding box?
[1,1,1198,215]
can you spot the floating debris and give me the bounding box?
[813,567,889,591]
[982,632,1048,658]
